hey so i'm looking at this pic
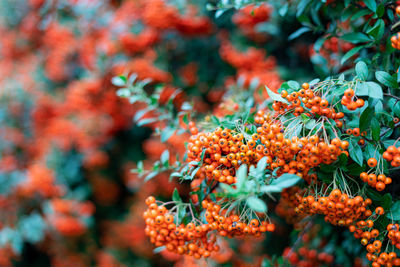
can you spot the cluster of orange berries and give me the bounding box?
[274,83,345,125]
[275,187,307,225]
[367,250,400,267]
[202,199,274,238]
[360,172,392,191]
[341,88,365,111]
[383,145,400,167]
[348,207,383,237]
[368,251,400,267]
[187,110,348,185]
[345,127,365,137]
[143,196,218,259]
[391,6,400,50]
[143,196,275,259]
[388,224,400,249]
[283,246,334,267]
[390,5,400,50]
[392,33,400,50]
[295,189,372,226]
[342,206,400,267]
[48,199,94,237]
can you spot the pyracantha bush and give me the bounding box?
[2,0,400,266]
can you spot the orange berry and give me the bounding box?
[367,158,377,168]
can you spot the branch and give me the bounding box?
[384,93,400,102]
[381,121,400,137]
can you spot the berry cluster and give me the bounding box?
[388,224,400,249]
[383,145,400,167]
[360,172,392,191]
[295,189,372,226]
[392,33,400,50]
[187,110,348,185]
[203,199,274,238]
[283,246,334,267]
[359,227,400,267]
[143,197,218,259]
[274,83,345,125]
[367,251,400,267]
[275,187,307,225]
[144,197,275,259]
[341,88,365,111]
[346,127,364,136]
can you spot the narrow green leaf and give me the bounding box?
[371,118,381,141]
[247,196,267,213]
[237,164,247,190]
[160,150,169,165]
[341,33,372,44]
[349,139,364,166]
[387,201,400,220]
[172,188,182,202]
[367,81,383,99]
[288,27,311,40]
[111,76,127,87]
[359,107,374,131]
[260,185,284,193]
[363,0,376,12]
[271,173,301,188]
[161,127,175,142]
[375,71,398,88]
[355,61,368,80]
[341,46,363,64]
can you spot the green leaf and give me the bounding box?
[381,193,393,210]
[377,3,385,17]
[279,3,289,16]
[247,196,267,213]
[359,107,374,131]
[387,201,400,220]
[341,46,363,64]
[160,150,169,166]
[111,75,127,87]
[351,10,371,21]
[116,88,131,97]
[256,157,268,174]
[161,127,175,142]
[220,183,235,194]
[288,27,311,40]
[265,86,289,104]
[355,61,368,80]
[367,81,383,99]
[144,172,158,182]
[236,164,247,190]
[367,19,385,39]
[341,33,372,44]
[154,246,166,254]
[271,173,301,188]
[260,185,284,193]
[371,118,380,141]
[172,188,182,202]
[296,0,312,17]
[349,139,364,166]
[363,0,376,12]
[137,118,157,126]
[242,109,250,124]
[287,80,300,90]
[375,71,398,88]
[356,82,369,96]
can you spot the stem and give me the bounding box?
[384,93,400,102]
